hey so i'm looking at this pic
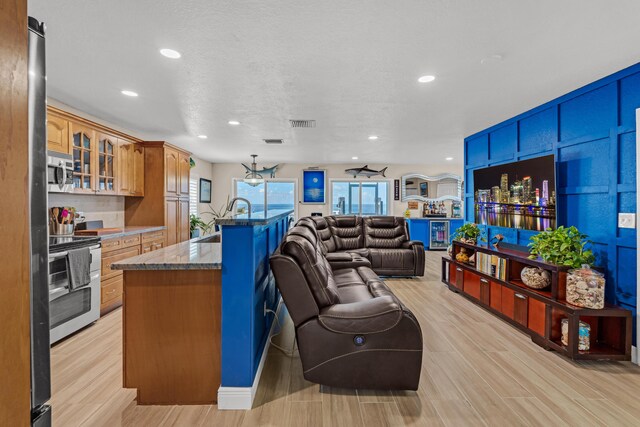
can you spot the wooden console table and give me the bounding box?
[441,241,632,361]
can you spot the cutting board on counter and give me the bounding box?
[75,228,123,236]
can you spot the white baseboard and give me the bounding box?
[218,298,284,410]
[632,345,638,365]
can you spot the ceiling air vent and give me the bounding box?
[263,139,284,145]
[289,119,316,128]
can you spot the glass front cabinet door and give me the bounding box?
[70,122,96,193]
[96,133,118,194]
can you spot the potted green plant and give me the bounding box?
[200,195,230,233]
[190,214,211,238]
[527,226,594,268]
[528,226,604,308]
[451,223,485,245]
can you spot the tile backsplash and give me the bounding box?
[48,193,124,228]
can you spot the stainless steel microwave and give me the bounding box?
[47,150,74,193]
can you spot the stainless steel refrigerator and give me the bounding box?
[28,16,52,427]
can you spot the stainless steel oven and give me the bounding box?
[49,238,101,344]
[47,150,74,193]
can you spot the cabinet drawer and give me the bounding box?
[121,234,141,248]
[141,230,165,243]
[513,292,528,327]
[102,246,140,279]
[463,271,481,300]
[490,281,502,312]
[501,286,516,319]
[142,238,165,253]
[101,275,123,305]
[528,298,547,337]
[101,237,123,252]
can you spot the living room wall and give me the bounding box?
[464,63,640,321]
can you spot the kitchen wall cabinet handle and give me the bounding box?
[106,289,116,295]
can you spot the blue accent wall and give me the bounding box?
[465,63,639,331]
[220,216,289,387]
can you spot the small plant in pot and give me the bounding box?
[527,226,604,307]
[190,214,212,238]
[449,223,485,262]
[451,223,485,245]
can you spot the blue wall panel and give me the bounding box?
[489,123,517,162]
[620,72,640,128]
[559,84,616,141]
[464,62,639,340]
[466,134,488,166]
[519,107,556,154]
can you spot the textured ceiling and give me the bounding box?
[29,0,640,164]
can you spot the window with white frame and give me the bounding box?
[189,175,199,217]
[331,181,389,215]
[233,179,296,216]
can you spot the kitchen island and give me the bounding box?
[112,209,293,408]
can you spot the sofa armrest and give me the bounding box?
[326,252,372,270]
[318,295,402,334]
[401,240,424,249]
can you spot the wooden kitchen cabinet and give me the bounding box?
[46,112,70,154]
[131,144,145,196]
[100,229,166,315]
[164,198,190,246]
[126,142,191,246]
[165,148,180,197]
[70,121,97,193]
[96,132,118,194]
[179,152,191,196]
[118,140,145,197]
[165,198,179,246]
[117,140,132,195]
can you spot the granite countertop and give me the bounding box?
[111,234,221,271]
[91,226,167,239]
[216,209,294,226]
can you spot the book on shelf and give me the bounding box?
[475,251,506,280]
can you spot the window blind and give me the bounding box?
[189,177,198,217]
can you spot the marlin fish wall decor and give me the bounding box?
[344,165,388,178]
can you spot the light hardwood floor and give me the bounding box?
[50,251,640,426]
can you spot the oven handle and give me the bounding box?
[49,245,100,261]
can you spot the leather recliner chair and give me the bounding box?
[298,215,425,277]
[270,224,423,390]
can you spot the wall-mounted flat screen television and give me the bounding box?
[473,155,556,231]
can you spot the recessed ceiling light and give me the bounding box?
[121,90,138,97]
[228,120,240,126]
[368,135,378,140]
[160,48,181,59]
[197,135,208,139]
[445,157,453,161]
[352,156,358,160]
[418,75,436,83]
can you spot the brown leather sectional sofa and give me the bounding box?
[299,215,425,277]
[270,216,423,390]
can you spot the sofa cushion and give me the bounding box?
[336,284,374,304]
[311,217,337,253]
[318,295,402,334]
[327,215,364,250]
[368,248,414,271]
[281,226,340,308]
[363,216,409,249]
[332,268,366,287]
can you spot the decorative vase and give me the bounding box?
[520,267,550,289]
[455,248,470,263]
[460,238,476,246]
[447,245,453,258]
[566,266,605,309]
